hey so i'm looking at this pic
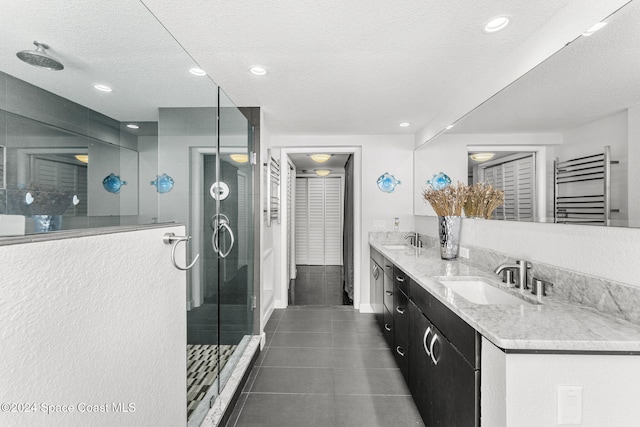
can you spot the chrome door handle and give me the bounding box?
[163,233,200,271]
[429,333,439,366]
[423,327,432,356]
[219,221,235,258]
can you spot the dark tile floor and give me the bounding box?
[225,306,424,427]
[292,266,343,305]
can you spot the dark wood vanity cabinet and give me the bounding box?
[372,246,481,426]
[371,247,395,349]
[370,250,384,329]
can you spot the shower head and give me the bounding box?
[16,41,64,71]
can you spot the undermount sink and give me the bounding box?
[435,277,532,306]
[382,244,410,250]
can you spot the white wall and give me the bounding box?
[0,225,187,427]
[273,134,415,311]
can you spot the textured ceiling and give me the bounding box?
[450,0,640,134]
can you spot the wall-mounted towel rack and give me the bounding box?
[554,145,619,226]
[264,148,280,226]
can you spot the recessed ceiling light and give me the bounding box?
[469,153,495,162]
[126,124,139,129]
[309,154,332,163]
[230,154,249,163]
[399,122,410,127]
[94,84,112,92]
[250,66,267,76]
[315,169,331,177]
[189,67,206,76]
[582,22,607,36]
[484,16,510,33]
[75,154,89,163]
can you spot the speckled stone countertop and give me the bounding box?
[370,240,640,353]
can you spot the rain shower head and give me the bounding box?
[16,41,64,71]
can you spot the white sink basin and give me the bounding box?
[436,277,532,306]
[382,244,410,250]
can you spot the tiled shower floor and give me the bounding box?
[225,306,424,427]
[187,344,236,419]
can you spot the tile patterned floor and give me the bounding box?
[292,266,344,305]
[187,344,236,419]
[225,306,424,427]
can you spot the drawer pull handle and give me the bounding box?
[396,306,406,315]
[384,324,392,331]
[429,334,439,366]
[423,327,432,356]
[396,276,405,282]
[385,291,393,296]
[396,346,405,357]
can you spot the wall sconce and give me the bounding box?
[309,154,332,163]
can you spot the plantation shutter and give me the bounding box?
[294,176,343,265]
[33,157,87,216]
[480,155,534,221]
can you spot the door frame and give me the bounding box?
[278,146,362,309]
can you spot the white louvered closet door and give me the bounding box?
[294,177,343,266]
[481,155,534,221]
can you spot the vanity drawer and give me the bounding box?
[370,247,384,267]
[383,307,394,349]
[384,272,394,312]
[393,265,410,296]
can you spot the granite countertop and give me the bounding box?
[370,240,640,353]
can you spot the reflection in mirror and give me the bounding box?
[415,0,639,227]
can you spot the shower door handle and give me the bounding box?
[218,222,235,258]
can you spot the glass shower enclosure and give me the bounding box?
[157,91,255,424]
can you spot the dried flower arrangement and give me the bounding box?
[463,182,505,219]
[422,182,469,216]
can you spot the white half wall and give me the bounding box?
[0,225,187,427]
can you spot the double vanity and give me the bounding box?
[370,235,640,427]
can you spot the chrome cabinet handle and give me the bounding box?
[429,333,439,366]
[163,232,200,271]
[423,327,432,356]
[385,291,393,296]
[372,264,380,279]
[396,306,405,315]
[218,221,235,258]
[396,346,405,357]
[384,323,392,331]
[396,276,405,282]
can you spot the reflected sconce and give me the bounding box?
[230,154,249,164]
[315,169,331,177]
[309,154,332,163]
[75,154,89,164]
[469,153,495,162]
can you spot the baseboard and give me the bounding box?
[358,303,374,313]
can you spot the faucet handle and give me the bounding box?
[531,278,553,297]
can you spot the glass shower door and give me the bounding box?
[215,89,254,391]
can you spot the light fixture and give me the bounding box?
[446,124,455,130]
[189,67,206,76]
[75,154,89,163]
[126,124,139,129]
[309,153,332,163]
[469,152,495,162]
[582,22,607,37]
[250,66,267,76]
[484,16,510,33]
[230,154,249,164]
[94,84,112,92]
[399,122,410,127]
[315,169,331,177]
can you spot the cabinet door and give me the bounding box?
[370,258,383,329]
[430,323,479,427]
[409,302,433,425]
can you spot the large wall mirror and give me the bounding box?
[415,0,640,228]
[0,0,219,235]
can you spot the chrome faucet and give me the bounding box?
[404,232,422,248]
[494,260,531,290]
